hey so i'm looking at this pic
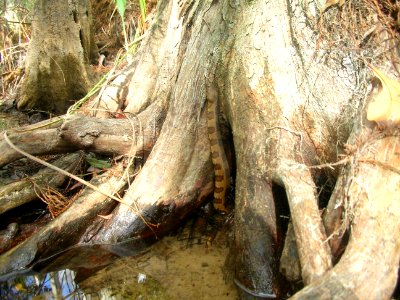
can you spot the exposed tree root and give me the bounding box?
[0,126,71,168]
[291,132,400,299]
[0,152,84,215]
[276,160,332,284]
[0,163,128,279]
[1,0,399,298]
[0,112,162,167]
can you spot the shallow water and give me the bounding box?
[1,230,237,299]
[79,234,237,299]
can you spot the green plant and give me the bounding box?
[114,0,147,51]
[115,0,128,50]
[138,0,147,28]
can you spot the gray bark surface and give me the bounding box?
[18,0,97,113]
[0,152,83,215]
[0,0,399,298]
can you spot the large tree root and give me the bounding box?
[275,160,332,284]
[1,0,399,298]
[290,131,400,299]
[0,163,128,279]
[0,107,214,277]
[0,0,217,280]
[0,126,71,168]
[0,112,161,167]
[0,152,84,215]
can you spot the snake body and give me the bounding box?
[206,85,230,212]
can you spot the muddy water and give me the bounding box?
[79,234,237,299]
[1,229,238,299]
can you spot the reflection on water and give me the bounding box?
[0,269,83,299]
[0,234,237,300]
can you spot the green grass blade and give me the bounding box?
[139,0,147,24]
[115,0,127,18]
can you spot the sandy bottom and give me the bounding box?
[79,225,238,299]
[1,214,238,300]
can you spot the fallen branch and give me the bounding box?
[0,152,84,215]
[0,163,128,279]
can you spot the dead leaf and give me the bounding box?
[367,64,400,124]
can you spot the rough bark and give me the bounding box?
[0,113,160,167]
[84,0,220,247]
[18,0,97,113]
[0,152,83,215]
[290,128,400,299]
[0,164,127,280]
[0,0,399,298]
[218,0,351,294]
